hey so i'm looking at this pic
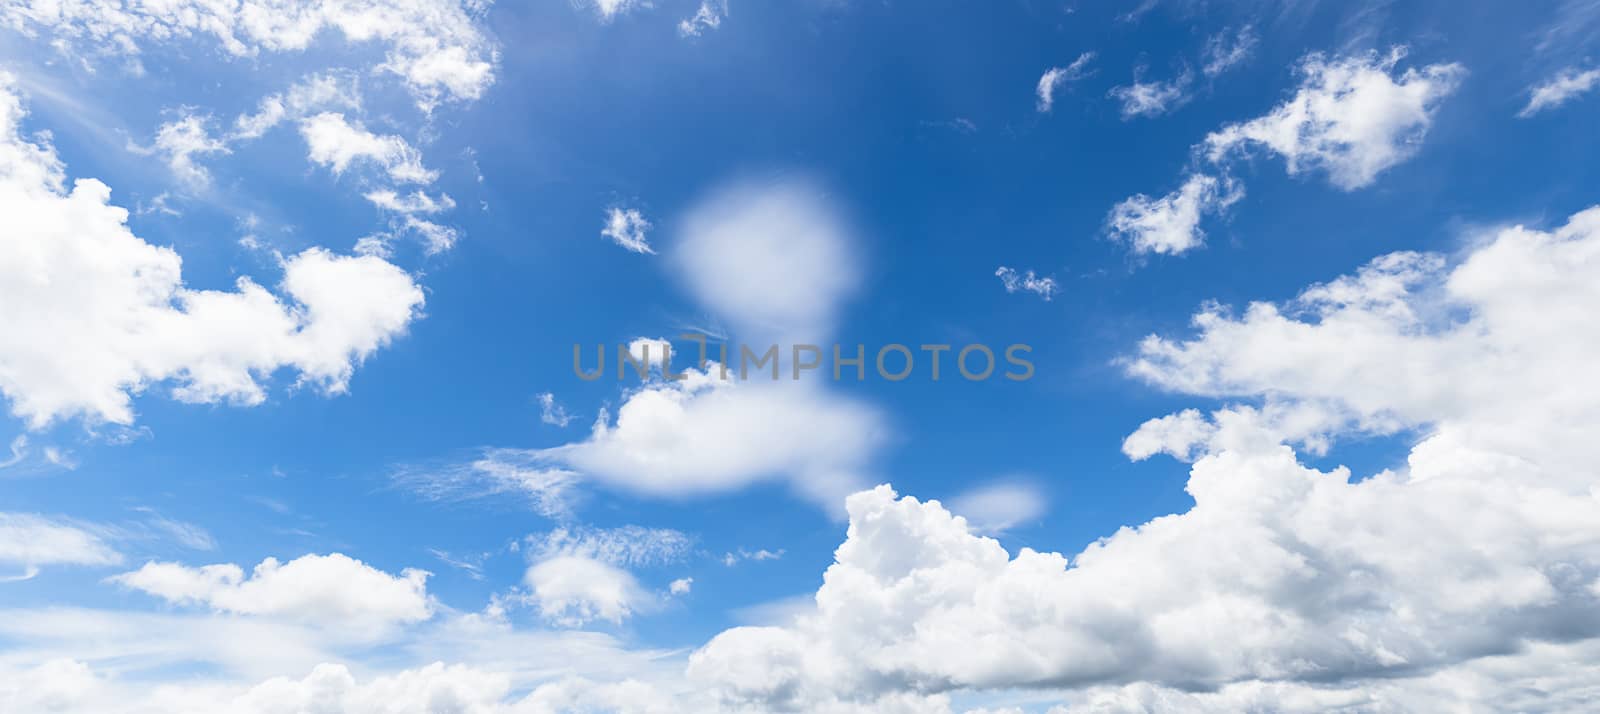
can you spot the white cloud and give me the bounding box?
[392,449,582,519]
[0,513,122,580]
[994,266,1058,300]
[1108,69,1193,119]
[1,0,497,108]
[1201,25,1257,78]
[585,0,646,22]
[1036,53,1096,113]
[300,112,437,184]
[1519,66,1600,117]
[722,548,783,567]
[130,111,229,187]
[1107,47,1463,257]
[602,207,655,254]
[678,0,726,37]
[0,79,426,427]
[670,178,860,345]
[525,556,649,627]
[366,189,455,214]
[1204,47,1465,190]
[1106,173,1242,255]
[946,481,1046,534]
[111,553,433,632]
[535,370,886,511]
[681,205,1600,710]
[669,577,693,595]
[232,72,362,140]
[527,525,693,568]
[538,391,574,427]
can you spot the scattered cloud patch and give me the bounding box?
[1036,52,1096,113]
[1109,68,1194,119]
[600,207,654,254]
[994,266,1058,301]
[1519,67,1600,117]
[1107,173,1242,255]
[537,392,574,427]
[1202,25,1258,77]
[679,0,726,37]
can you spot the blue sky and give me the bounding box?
[3,1,1600,712]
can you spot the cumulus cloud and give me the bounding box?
[1519,66,1600,117]
[300,112,438,184]
[994,267,1058,300]
[0,0,497,108]
[525,555,649,627]
[671,178,860,345]
[602,207,655,254]
[130,110,230,187]
[111,553,433,632]
[1203,47,1466,190]
[1035,53,1095,113]
[523,179,885,512]
[683,206,1600,710]
[1108,47,1464,256]
[534,367,886,511]
[0,79,426,427]
[1108,69,1193,119]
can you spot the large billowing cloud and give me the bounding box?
[0,77,426,427]
[684,207,1600,711]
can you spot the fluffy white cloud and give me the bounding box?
[525,556,649,627]
[994,267,1058,301]
[0,513,122,580]
[1035,53,1095,113]
[0,79,425,427]
[1106,173,1241,255]
[300,112,437,184]
[234,72,363,140]
[132,111,230,187]
[602,207,655,254]
[1519,66,1600,117]
[534,180,885,511]
[684,206,1600,710]
[111,554,434,633]
[1108,47,1464,256]
[1108,69,1193,119]
[1204,48,1465,191]
[670,178,860,345]
[1,0,497,107]
[535,369,886,510]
